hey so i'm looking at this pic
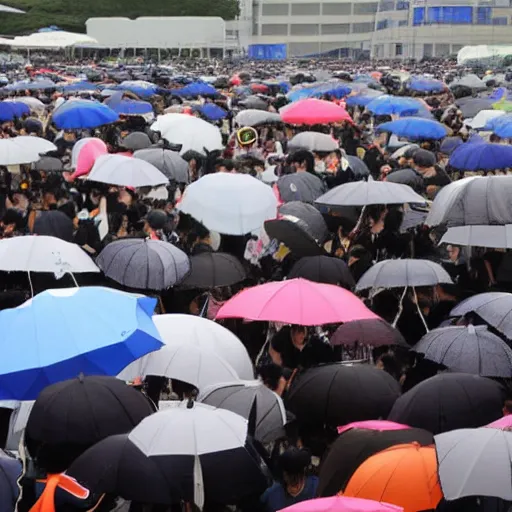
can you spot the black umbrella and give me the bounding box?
[387,372,504,434]
[345,155,370,179]
[288,255,355,289]
[180,252,247,289]
[122,132,152,151]
[330,319,407,347]
[277,172,327,204]
[317,427,434,497]
[34,156,64,172]
[386,168,424,192]
[33,210,73,242]
[457,98,493,118]
[279,201,329,242]
[0,450,21,511]
[134,148,189,183]
[239,95,268,110]
[285,364,401,429]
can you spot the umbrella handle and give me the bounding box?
[392,286,408,328]
[412,286,430,334]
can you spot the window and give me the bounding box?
[398,19,408,26]
[493,16,508,23]
[476,6,492,23]
[261,3,289,15]
[423,43,433,57]
[379,0,395,12]
[288,42,320,56]
[377,19,389,29]
[426,6,473,24]
[353,2,379,14]
[413,6,425,25]
[435,43,450,56]
[396,0,409,9]
[261,23,289,34]
[322,3,351,14]
[291,3,320,15]
[321,23,350,34]
[352,22,374,32]
[395,43,403,56]
[290,23,320,35]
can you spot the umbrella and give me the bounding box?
[180,252,246,289]
[449,143,512,171]
[195,103,227,121]
[178,173,278,235]
[134,148,189,183]
[277,172,327,204]
[413,325,512,377]
[451,74,487,91]
[345,89,384,107]
[366,96,423,116]
[87,154,169,188]
[0,138,40,165]
[34,156,63,172]
[175,82,218,98]
[376,118,448,141]
[71,137,108,179]
[426,176,512,227]
[390,144,419,160]
[457,99,494,119]
[407,77,445,93]
[387,373,504,434]
[484,113,512,131]
[450,292,512,339]
[0,101,29,121]
[288,255,355,289]
[0,451,21,511]
[0,287,162,400]
[119,314,254,386]
[108,99,153,116]
[122,132,153,151]
[52,100,119,129]
[315,180,425,208]
[317,428,434,497]
[216,278,378,326]
[280,99,352,125]
[345,155,370,179]
[465,110,505,130]
[0,235,99,275]
[15,96,45,114]
[330,319,407,348]
[342,444,442,512]
[128,401,269,505]
[385,169,424,191]
[487,416,512,430]
[442,224,512,248]
[198,380,287,443]
[117,80,161,98]
[337,420,411,435]
[435,428,512,501]
[356,259,453,291]
[280,497,403,512]
[96,239,190,291]
[439,137,464,155]
[62,81,98,93]
[288,132,338,152]
[68,434,175,504]
[234,109,281,127]
[285,364,401,429]
[239,95,269,110]
[33,210,73,242]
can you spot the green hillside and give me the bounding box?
[0,0,239,35]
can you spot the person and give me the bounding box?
[260,447,318,512]
[143,209,169,241]
[412,149,451,199]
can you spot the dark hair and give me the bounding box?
[287,149,315,174]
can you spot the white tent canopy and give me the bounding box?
[0,3,25,13]
[11,31,98,49]
[458,45,512,66]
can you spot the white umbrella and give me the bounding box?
[87,154,169,188]
[178,173,278,235]
[11,136,57,155]
[152,114,223,156]
[0,138,40,165]
[465,110,505,130]
[14,97,46,114]
[440,225,512,248]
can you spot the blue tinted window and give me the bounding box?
[396,0,409,9]
[413,6,425,24]
[377,19,389,29]
[476,6,492,23]
[427,6,473,23]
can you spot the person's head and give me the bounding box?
[143,209,168,234]
[278,447,311,488]
[399,146,419,168]
[503,399,512,416]
[258,363,290,396]
[412,149,436,173]
[446,244,461,263]
[287,149,315,174]
[290,324,307,349]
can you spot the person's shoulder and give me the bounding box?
[261,482,283,503]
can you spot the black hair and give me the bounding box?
[287,149,315,174]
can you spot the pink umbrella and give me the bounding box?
[216,278,378,326]
[486,415,512,429]
[280,99,352,126]
[71,138,108,179]
[337,420,411,435]
[279,496,403,512]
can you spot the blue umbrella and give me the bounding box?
[440,137,463,155]
[493,121,512,138]
[488,87,509,101]
[0,451,21,511]
[311,81,352,99]
[377,117,448,141]
[19,79,56,91]
[449,142,512,171]
[117,80,160,98]
[367,95,422,116]
[195,103,227,121]
[345,89,384,107]
[0,101,29,122]
[53,100,119,129]
[105,93,153,116]
[175,82,218,98]
[484,114,512,131]
[407,77,445,93]
[62,81,99,93]
[0,287,163,400]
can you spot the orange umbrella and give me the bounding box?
[341,443,442,512]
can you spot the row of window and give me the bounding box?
[413,6,509,24]
[260,22,374,35]
[260,1,379,16]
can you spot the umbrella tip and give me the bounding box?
[187,397,195,409]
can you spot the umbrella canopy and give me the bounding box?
[96,239,190,291]
[108,99,153,116]
[0,451,21,512]
[0,235,99,274]
[280,99,352,125]
[387,373,504,434]
[366,96,423,116]
[317,428,434,497]
[194,103,228,121]
[451,74,487,91]
[342,444,442,512]
[440,225,512,248]
[377,117,448,141]
[71,137,108,179]
[413,325,512,377]
[128,401,269,505]
[34,156,63,172]
[178,173,278,235]
[330,319,407,348]
[180,252,246,289]
[134,148,189,184]
[465,109,505,130]
[52,100,119,129]
[288,132,338,152]
[337,420,411,436]
[119,314,253,386]
[88,154,169,188]
[356,259,453,291]
[234,109,281,127]
[435,428,512,501]
[216,278,378,326]
[239,96,269,110]
[385,169,423,192]
[345,89,385,107]
[285,364,401,429]
[315,180,425,208]
[345,155,370,179]
[277,172,327,204]
[458,98,494,119]
[9,135,56,155]
[449,143,512,171]
[280,497,403,512]
[122,132,152,151]
[198,380,287,444]
[0,287,162,400]
[407,77,445,93]
[288,255,355,288]
[487,416,512,430]
[450,292,512,339]
[0,138,40,165]
[32,210,73,242]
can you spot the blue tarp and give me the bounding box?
[248,44,287,60]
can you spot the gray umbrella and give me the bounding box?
[122,132,153,151]
[96,238,190,291]
[315,179,425,207]
[450,74,488,91]
[239,96,268,110]
[133,148,189,183]
[356,258,453,291]
[277,172,327,204]
[451,292,512,339]
[400,206,428,233]
[435,428,512,501]
[288,132,338,153]
[440,225,512,248]
[234,109,281,127]
[457,98,494,119]
[34,156,63,172]
[413,324,512,377]
[345,155,370,179]
[279,201,329,243]
[386,169,424,193]
[198,380,287,444]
